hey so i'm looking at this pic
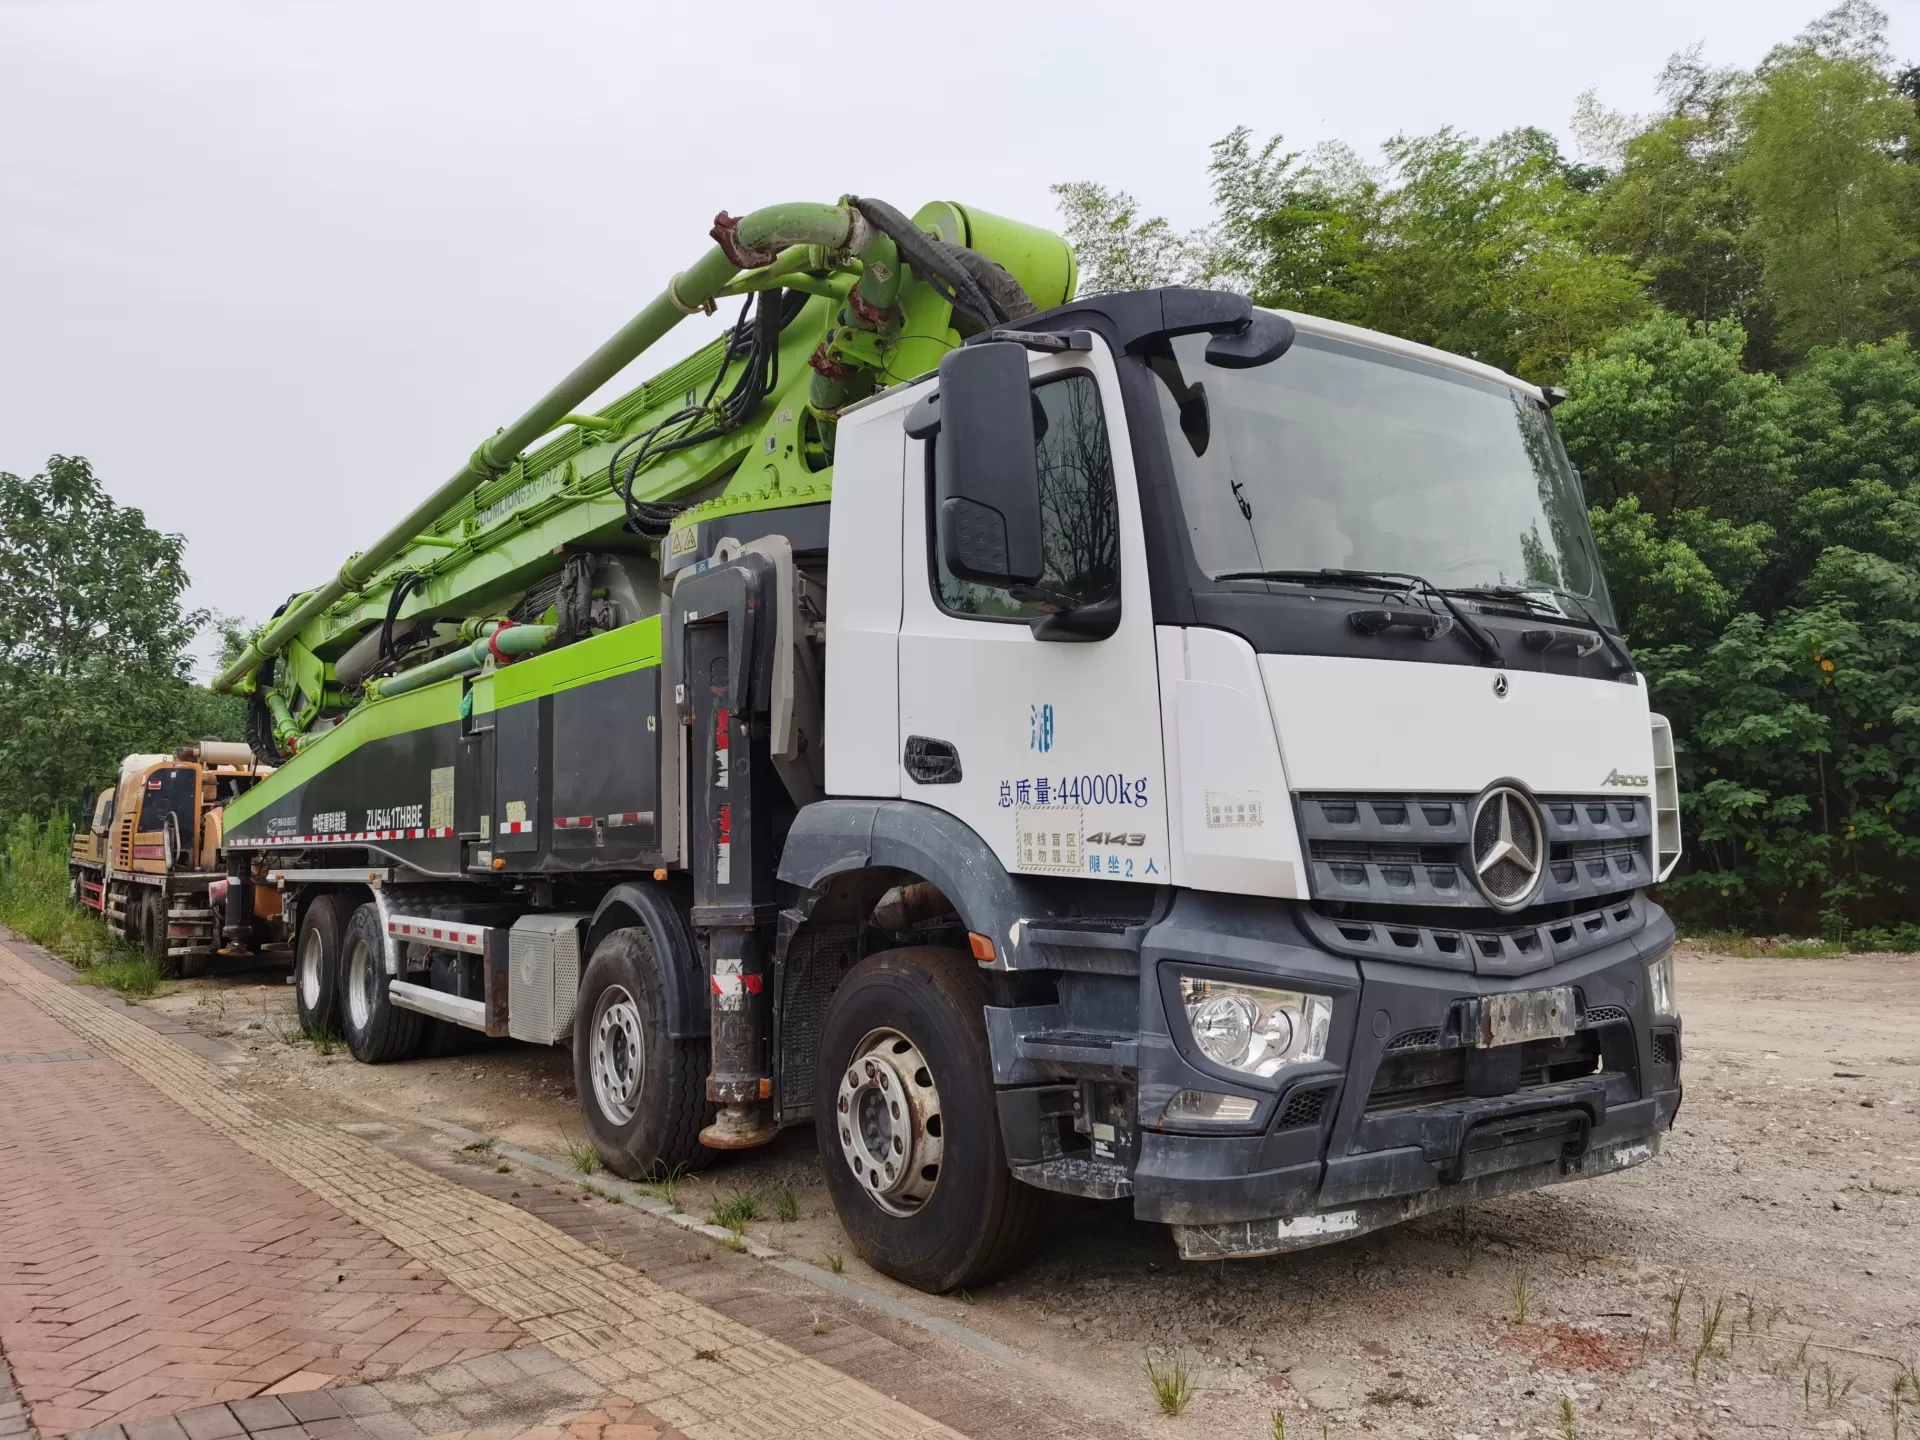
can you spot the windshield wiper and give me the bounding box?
[1216,568,1506,666]
[1444,584,1635,675]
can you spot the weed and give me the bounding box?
[809,1310,829,1336]
[824,1251,844,1275]
[720,1234,746,1254]
[639,1163,687,1211]
[461,1136,498,1152]
[1513,1271,1531,1326]
[1143,1350,1194,1417]
[1269,1411,1285,1440]
[1665,1280,1687,1344]
[75,956,162,998]
[1795,1336,1811,1369]
[578,1181,609,1201]
[1691,1297,1726,1379]
[1455,1205,1482,1267]
[1560,1395,1577,1439]
[568,1143,599,1175]
[771,1185,800,1223]
[1639,1323,1651,1357]
[1804,1372,1811,1414]
[687,1248,713,1263]
[708,1190,761,1234]
[954,1289,974,1305]
[495,1162,512,1174]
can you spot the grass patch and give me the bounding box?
[770,1185,799,1223]
[638,1163,688,1211]
[823,1251,844,1275]
[708,1190,761,1234]
[568,1142,600,1174]
[1144,1350,1194,1417]
[303,1022,343,1056]
[0,813,139,971]
[1512,1270,1530,1325]
[74,956,162,997]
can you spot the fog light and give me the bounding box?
[1164,1089,1259,1124]
[1646,949,1677,1018]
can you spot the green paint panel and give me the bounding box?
[494,615,662,709]
[222,678,464,830]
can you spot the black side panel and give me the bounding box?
[494,700,542,855]
[551,668,660,856]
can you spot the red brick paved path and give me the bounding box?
[0,982,520,1437]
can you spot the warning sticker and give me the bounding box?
[1014,805,1083,874]
[429,767,455,831]
[1205,791,1264,829]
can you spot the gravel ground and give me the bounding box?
[149,946,1920,1439]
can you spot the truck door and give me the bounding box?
[896,340,1169,885]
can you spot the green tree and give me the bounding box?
[1732,4,1920,355]
[0,456,242,817]
[1556,314,1790,527]
[1589,49,1769,344]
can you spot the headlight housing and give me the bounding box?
[1646,949,1678,1018]
[1178,976,1332,1078]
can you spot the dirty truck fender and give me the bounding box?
[586,882,706,1039]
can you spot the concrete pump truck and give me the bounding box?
[209,196,1684,1292]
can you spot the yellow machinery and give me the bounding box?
[69,741,279,975]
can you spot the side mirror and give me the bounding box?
[1205,311,1295,369]
[931,342,1044,588]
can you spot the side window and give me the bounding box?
[932,373,1120,620]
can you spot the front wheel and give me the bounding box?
[814,946,1043,1293]
[572,928,714,1178]
[339,903,424,1063]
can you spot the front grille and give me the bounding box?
[1386,1027,1443,1052]
[1581,1004,1630,1027]
[1652,1030,1679,1066]
[1300,791,1652,910]
[1299,894,1646,977]
[1277,1086,1329,1129]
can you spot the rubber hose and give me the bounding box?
[847,197,1002,331]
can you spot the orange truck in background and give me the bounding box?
[69,741,280,976]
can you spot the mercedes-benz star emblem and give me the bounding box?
[1492,672,1510,698]
[1471,785,1543,909]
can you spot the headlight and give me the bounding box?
[1178,977,1331,1078]
[1646,949,1678,1018]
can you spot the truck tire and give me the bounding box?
[295,895,346,1035]
[339,902,424,1064]
[814,946,1043,1292]
[572,927,714,1178]
[142,894,183,980]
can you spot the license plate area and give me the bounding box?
[1476,986,1576,1048]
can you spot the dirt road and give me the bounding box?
[150,948,1920,1438]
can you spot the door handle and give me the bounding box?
[903,736,962,785]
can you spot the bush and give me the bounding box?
[0,812,137,970]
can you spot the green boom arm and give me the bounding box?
[215,196,1074,751]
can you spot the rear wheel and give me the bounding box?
[572,927,713,1178]
[814,946,1043,1292]
[143,894,183,980]
[294,895,345,1035]
[340,903,424,1063]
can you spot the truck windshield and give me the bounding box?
[1149,327,1613,625]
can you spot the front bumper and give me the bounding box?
[989,888,1680,1242]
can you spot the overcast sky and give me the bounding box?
[2,0,1910,672]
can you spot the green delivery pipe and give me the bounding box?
[366,623,555,701]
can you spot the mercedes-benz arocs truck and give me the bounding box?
[207,196,1684,1292]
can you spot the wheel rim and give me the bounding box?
[590,985,645,1126]
[346,934,373,1031]
[835,1028,945,1217]
[297,924,325,1010]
